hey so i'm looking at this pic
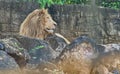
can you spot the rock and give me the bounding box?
[91,50,120,74]
[103,43,120,52]
[95,43,120,54]
[0,50,21,74]
[0,38,30,68]
[0,50,19,70]
[57,36,97,74]
[0,35,64,73]
[58,35,97,58]
[25,61,60,74]
[95,44,105,54]
[15,35,68,74]
[0,42,5,50]
[15,36,57,69]
[112,69,119,74]
[45,34,68,56]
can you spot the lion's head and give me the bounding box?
[19,9,57,40]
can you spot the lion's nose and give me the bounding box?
[54,23,57,26]
[54,22,57,26]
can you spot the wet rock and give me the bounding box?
[0,38,30,68]
[0,50,19,70]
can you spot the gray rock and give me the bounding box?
[45,34,68,56]
[15,35,67,73]
[0,42,5,50]
[15,36,57,69]
[0,35,67,71]
[0,50,19,70]
[0,38,30,68]
[102,43,120,53]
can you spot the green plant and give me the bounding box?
[21,0,64,8]
[21,0,89,8]
[97,0,120,9]
[20,0,120,9]
[37,0,53,8]
[64,0,89,4]
[29,45,44,53]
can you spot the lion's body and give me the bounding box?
[19,9,56,40]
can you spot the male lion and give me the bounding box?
[19,9,57,40]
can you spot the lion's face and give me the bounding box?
[38,9,57,34]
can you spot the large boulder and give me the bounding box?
[58,35,97,58]
[14,36,57,71]
[95,43,120,54]
[0,35,68,73]
[0,50,19,70]
[56,36,98,74]
[0,38,30,68]
[91,50,120,74]
[0,50,21,74]
[15,36,63,73]
[16,36,57,61]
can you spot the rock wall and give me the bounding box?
[0,0,39,38]
[49,5,120,44]
[0,0,120,44]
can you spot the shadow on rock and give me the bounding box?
[0,50,22,74]
[0,38,30,68]
[15,36,62,73]
[45,34,68,56]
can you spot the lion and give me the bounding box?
[19,9,57,40]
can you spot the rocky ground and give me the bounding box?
[0,35,119,74]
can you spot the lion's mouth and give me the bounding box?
[45,28,54,34]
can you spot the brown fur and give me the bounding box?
[19,9,57,40]
[91,50,120,74]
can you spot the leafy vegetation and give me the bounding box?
[99,1,120,9]
[30,45,45,53]
[20,0,120,9]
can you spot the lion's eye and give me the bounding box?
[47,17,49,19]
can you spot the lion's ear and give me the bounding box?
[45,9,48,12]
[40,9,47,14]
